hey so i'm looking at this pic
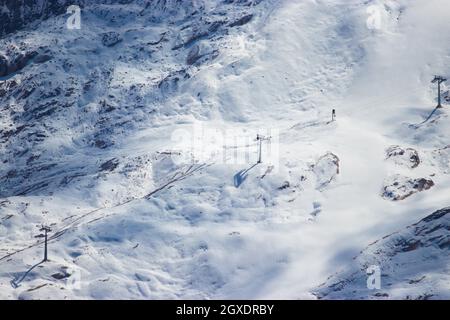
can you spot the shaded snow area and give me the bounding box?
[315,207,450,300]
[0,0,449,299]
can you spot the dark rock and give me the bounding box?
[382,175,434,201]
[26,154,41,165]
[147,33,167,45]
[0,0,73,36]
[315,206,450,299]
[51,268,71,280]
[229,14,253,27]
[0,55,8,77]
[396,239,421,252]
[186,45,201,65]
[102,32,122,47]
[413,178,434,190]
[443,90,450,103]
[278,181,290,190]
[208,20,226,33]
[420,207,450,223]
[94,139,108,149]
[386,145,420,169]
[173,30,208,50]
[34,54,53,64]
[313,152,340,188]
[185,44,219,66]
[100,158,119,172]
[158,69,187,95]
[0,50,37,78]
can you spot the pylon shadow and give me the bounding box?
[10,259,45,288]
[410,106,443,128]
[234,163,259,188]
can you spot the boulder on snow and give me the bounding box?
[386,145,420,169]
[0,52,33,77]
[8,51,37,74]
[157,69,187,96]
[229,14,254,27]
[0,49,37,77]
[51,267,72,280]
[0,55,8,77]
[101,32,122,47]
[100,158,119,172]
[382,174,434,201]
[34,53,53,64]
[186,45,201,65]
[443,90,450,103]
[186,43,219,65]
[173,17,227,50]
[313,152,340,189]
[172,27,208,50]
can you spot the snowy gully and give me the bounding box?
[176,304,274,317]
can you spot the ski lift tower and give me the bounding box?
[39,225,52,262]
[432,76,447,108]
[256,134,271,164]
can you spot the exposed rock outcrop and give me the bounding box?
[315,207,450,300]
[100,158,120,172]
[386,145,420,169]
[0,0,204,38]
[313,152,340,189]
[101,32,122,47]
[382,174,434,201]
[229,14,254,27]
[0,0,74,37]
[0,45,38,77]
[0,0,260,198]
[186,43,219,65]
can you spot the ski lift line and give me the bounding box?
[331,84,429,118]
[55,164,208,238]
[3,149,186,204]
[280,83,437,135]
[346,85,424,110]
[254,85,426,134]
[0,164,208,263]
[52,163,208,236]
[0,163,210,264]
[282,81,427,123]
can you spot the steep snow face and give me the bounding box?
[0,0,71,36]
[0,0,200,36]
[315,207,450,300]
[0,0,449,299]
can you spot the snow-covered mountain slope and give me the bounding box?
[0,0,449,299]
[315,207,450,300]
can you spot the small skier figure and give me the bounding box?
[332,109,336,122]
